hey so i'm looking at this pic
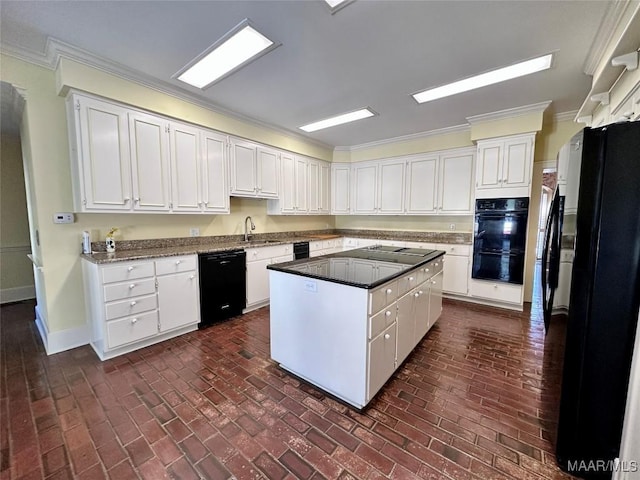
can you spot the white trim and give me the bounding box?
[34,305,90,355]
[466,101,551,124]
[0,285,35,304]
[583,1,631,76]
[554,110,579,123]
[334,123,470,152]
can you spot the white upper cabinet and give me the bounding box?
[200,130,230,213]
[308,159,320,213]
[438,150,475,214]
[319,162,331,214]
[352,160,404,215]
[352,162,378,214]
[169,122,200,213]
[294,155,308,211]
[128,111,171,211]
[230,140,279,199]
[268,155,330,215]
[256,147,279,198]
[378,159,405,214]
[405,155,439,214]
[67,94,133,211]
[331,163,351,214]
[475,133,535,198]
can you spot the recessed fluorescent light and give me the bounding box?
[174,19,279,89]
[300,108,376,132]
[324,0,355,14]
[412,53,554,104]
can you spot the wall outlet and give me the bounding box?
[449,223,456,231]
[189,228,200,237]
[53,212,74,224]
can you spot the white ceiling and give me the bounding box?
[0,1,612,147]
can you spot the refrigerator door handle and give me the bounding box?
[541,188,561,333]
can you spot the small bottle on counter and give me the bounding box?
[82,231,91,254]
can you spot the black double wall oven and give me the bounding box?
[472,197,529,285]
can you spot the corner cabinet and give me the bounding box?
[229,139,279,199]
[81,255,200,360]
[67,92,229,214]
[475,133,535,199]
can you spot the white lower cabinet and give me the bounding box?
[437,243,470,296]
[367,323,397,400]
[428,271,443,328]
[469,279,523,307]
[245,244,293,312]
[396,290,416,364]
[82,255,200,360]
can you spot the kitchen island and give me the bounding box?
[267,246,445,409]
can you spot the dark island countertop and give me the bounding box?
[267,245,445,289]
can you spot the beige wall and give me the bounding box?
[335,215,473,233]
[0,134,34,296]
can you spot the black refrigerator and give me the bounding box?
[555,122,640,478]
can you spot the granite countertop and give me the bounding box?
[267,246,446,289]
[83,228,470,264]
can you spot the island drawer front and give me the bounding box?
[469,279,522,304]
[101,262,155,284]
[105,294,158,321]
[104,278,156,302]
[436,244,470,256]
[369,303,396,340]
[397,272,419,296]
[367,322,397,401]
[369,280,398,315]
[106,310,158,349]
[245,244,292,262]
[155,255,197,276]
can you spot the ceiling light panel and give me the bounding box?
[175,19,279,89]
[412,53,554,104]
[324,0,355,14]
[300,108,376,132]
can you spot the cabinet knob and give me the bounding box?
[129,283,136,289]
[124,197,130,203]
[435,263,439,266]
[190,275,195,280]
[386,288,392,294]
[128,266,134,271]
[385,310,391,317]
[409,276,414,281]
[175,260,181,265]
[432,280,436,285]
[131,318,138,324]
[384,333,391,340]
[419,291,423,295]
[134,198,140,203]
[414,292,420,297]
[426,268,429,272]
[130,301,136,306]
[493,284,498,288]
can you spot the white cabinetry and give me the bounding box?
[352,159,405,214]
[469,279,523,309]
[437,244,470,296]
[200,130,230,213]
[82,255,199,360]
[405,148,475,215]
[556,132,583,214]
[331,163,351,214]
[476,133,535,198]
[245,244,293,311]
[229,139,279,199]
[553,249,574,312]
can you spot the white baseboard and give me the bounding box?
[0,285,36,304]
[34,305,90,355]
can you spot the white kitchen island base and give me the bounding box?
[269,248,443,409]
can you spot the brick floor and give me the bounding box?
[1,287,573,479]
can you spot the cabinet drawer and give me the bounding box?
[369,304,396,340]
[106,310,158,349]
[397,270,419,295]
[404,241,437,250]
[102,261,154,284]
[155,255,197,275]
[369,280,398,315]
[436,244,470,256]
[104,277,156,302]
[469,279,522,304]
[245,244,292,262]
[105,294,157,321]
[310,240,323,252]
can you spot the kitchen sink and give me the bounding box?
[246,239,281,245]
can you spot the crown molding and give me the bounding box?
[2,37,333,152]
[554,110,579,123]
[465,101,551,125]
[583,1,631,76]
[334,123,470,152]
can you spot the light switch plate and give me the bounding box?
[53,212,74,224]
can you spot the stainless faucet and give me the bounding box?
[244,216,256,242]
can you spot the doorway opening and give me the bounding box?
[535,168,557,260]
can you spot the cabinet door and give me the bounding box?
[246,258,272,307]
[352,162,378,214]
[439,152,474,214]
[170,122,200,212]
[294,156,308,212]
[157,271,199,332]
[351,260,376,284]
[405,156,438,214]
[396,291,416,364]
[476,141,503,190]
[378,160,405,214]
[414,282,430,340]
[428,271,443,328]
[502,137,532,188]
[331,164,351,214]
[367,323,397,401]
[76,96,132,210]
[307,159,320,213]
[563,138,583,214]
[230,139,257,196]
[279,153,297,213]
[319,162,331,214]
[257,147,279,198]
[129,111,170,211]
[442,255,469,295]
[201,130,230,213]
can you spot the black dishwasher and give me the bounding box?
[198,250,246,328]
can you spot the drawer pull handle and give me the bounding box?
[131,318,138,324]
[384,333,391,340]
[386,288,392,294]
[128,266,134,271]
[221,304,230,309]
[385,311,391,317]
[129,284,136,289]
[130,301,137,306]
